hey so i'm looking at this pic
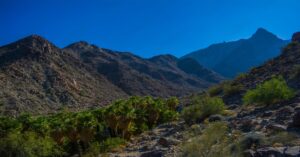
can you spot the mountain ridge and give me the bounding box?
[0,35,223,115]
[183,28,289,78]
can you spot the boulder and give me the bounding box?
[249,146,300,157]
[157,137,169,147]
[275,106,294,122]
[157,137,180,147]
[262,111,273,117]
[285,146,300,156]
[239,119,255,132]
[243,149,256,157]
[266,124,287,132]
[292,32,300,42]
[140,150,163,157]
[208,114,224,122]
[292,111,300,127]
[255,147,285,156]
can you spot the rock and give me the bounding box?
[140,150,163,157]
[279,106,294,114]
[252,146,300,157]
[285,146,300,156]
[266,124,287,132]
[157,137,169,147]
[255,147,285,156]
[292,111,300,127]
[292,32,300,42]
[260,119,269,127]
[167,138,181,145]
[208,114,224,122]
[243,149,256,157]
[239,119,254,132]
[261,111,273,117]
[295,105,300,111]
[239,133,265,150]
[157,137,180,147]
[228,104,239,110]
[275,106,294,122]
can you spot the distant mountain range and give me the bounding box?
[0,35,223,115]
[183,28,289,78]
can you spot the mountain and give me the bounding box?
[183,28,289,78]
[224,32,300,105]
[63,42,224,96]
[0,35,223,115]
[0,35,128,115]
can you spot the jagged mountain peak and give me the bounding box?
[14,34,54,48]
[250,28,279,40]
[183,28,288,78]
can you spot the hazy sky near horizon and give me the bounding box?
[1,0,300,58]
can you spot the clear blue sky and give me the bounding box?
[0,0,299,58]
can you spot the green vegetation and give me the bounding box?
[181,95,225,124]
[290,64,300,79]
[208,81,244,97]
[243,76,295,105]
[0,96,179,156]
[181,122,242,157]
[235,73,247,81]
[207,85,223,97]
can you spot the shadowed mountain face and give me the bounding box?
[183,28,289,78]
[0,35,223,115]
[64,43,224,96]
[224,35,300,105]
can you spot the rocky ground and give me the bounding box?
[107,121,186,157]
[104,95,300,157]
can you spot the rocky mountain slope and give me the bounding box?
[108,32,300,157]
[0,35,223,115]
[0,35,128,115]
[183,28,289,78]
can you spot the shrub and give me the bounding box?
[99,137,126,153]
[208,85,223,97]
[243,76,295,106]
[223,83,244,97]
[208,81,244,97]
[238,133,265,150]
[181,95,225,124]
[235,73,247,81]
[264,132,298,146]
[290,64,300,79]
[181,122,239,157]
[0,131,63,157]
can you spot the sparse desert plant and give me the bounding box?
[243,76,295,106]
[289,64,300,79]
[223,82,244,97]
[235,73,247,81]
[208,84,223,97]
[264,132,298,146]
[208,81,244,97]
[181,122,240,157]
[237,133,265,150]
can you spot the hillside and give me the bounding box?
[183,28,289,78]
[0,35,128,115]
[110,32,300,157]
[0,35,223,115]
